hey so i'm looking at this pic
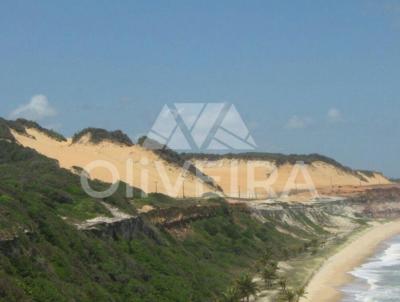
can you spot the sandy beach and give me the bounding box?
[301,219,400,302]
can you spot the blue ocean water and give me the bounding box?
[341,235,400,302]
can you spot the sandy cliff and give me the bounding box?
[6,120,391,201]
[11,127,217,198]
[190,158,391,199]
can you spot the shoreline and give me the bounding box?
[301,219,400,302]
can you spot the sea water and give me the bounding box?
[341,235,400,302]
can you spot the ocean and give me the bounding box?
[341,235,400,302]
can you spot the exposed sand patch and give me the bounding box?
[138,205,155,213]
[75,202,133,230]
[192,159,391,200]
[13,128,216,198]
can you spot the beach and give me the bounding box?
[302,219,400,302]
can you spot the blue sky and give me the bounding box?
[1,0,400,177]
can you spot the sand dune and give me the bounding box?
[192,158,391,199]
[12,128,216,198]
[11,125,391,201]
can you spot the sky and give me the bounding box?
[1,0,400,177]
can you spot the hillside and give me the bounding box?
[2,120,219,198]
[1,119,391,201]
[183,153,391,199]
[1,128,400,301]
[0,139,325,301]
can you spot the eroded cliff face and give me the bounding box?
[245,188,400,241]
[347,188,400,218]
[11,127,218,198]
[191,158,391,199]
[5,188,399,249]
[79,205,228,242]
[84,216,161,242]
[76,188,400,243]
[143,204,229,228]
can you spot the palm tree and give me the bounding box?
[267,260,278,271]
[278,278,288,293]
[295,286,307,302]
[235,274,259,302]
[259,251,272,267]
[283,289,296,302]
[261,267,277,289]
[219,287,240,302]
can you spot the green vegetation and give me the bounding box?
[14,119,66,142]
[72,127,133,146]
[276,283,307,302]
[133,193,223,209]
[217,247,310,302]
[235,274,258,302]
[260,255,278,289]
[0,118,66,142]
[0,118,16,142]
[219,287,240,302]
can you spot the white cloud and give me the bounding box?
[327,108,342,123]
[285,115,313,129]
[9,94,57,121]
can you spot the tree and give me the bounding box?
[259,250,272,267]
[278,278,287,293]
[235,274,259,302]
[267,260,278,271]
[295,286,307,302]
[261,267,277,289]
[282,289,296,302]
[219,287,240,302]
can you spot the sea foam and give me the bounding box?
[341,235,400,302]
